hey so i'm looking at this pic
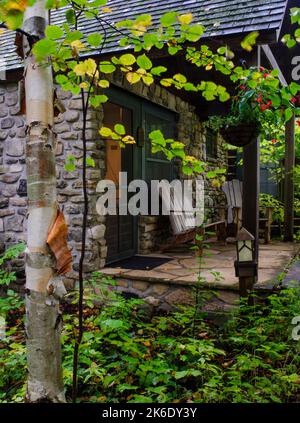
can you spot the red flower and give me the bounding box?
[271,139,278,144]
[239,85,246,90]
[296,120,300,126]
[291,97,297,103]
[260,67,264,72]
[257,94,263,103]
[260,100,272,111]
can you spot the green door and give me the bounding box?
[103,86,176,264]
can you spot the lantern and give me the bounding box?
[234,227,257,278]
[236,227,255,262]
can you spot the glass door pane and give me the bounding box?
[103,101,135,263]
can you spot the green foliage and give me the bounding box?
[0,244,25,287]
[0,244,26,403]
[0,0,36,29]
[259,194,284,224]
[208,66,300,133]
[24,1,234,178]
[282,8,300,48]
[241,32,259,52]
[148,129,219,176]
[1,283,300,403]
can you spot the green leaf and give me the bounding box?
[99,61,116,74]
[101,319,125,331]
[186,24,204,42]
[149,130,164,141]
[182,165,194,175]
[65,9,76,25]
[87,33,103,47]
[114,124,126,135]
[171,141,185,150]
[137,54,152,70]
[56,74,69,85]
[99,127,113,137]
[219,92,230,102]
[241,31,259,52]
[206,171,217,179]
[290,82,300,95]
[217,46,227,55]
[45,25,64,40]
[151,66,167,76]
[90,95,108,107]
[126,72,142,84]
[119,54,136,66]
[285,108,293,122]
[269,94,281,108]
[65,30,83,43]
[33,39,57,60]
[178,13,193,25]
[174,370,189,379]
[183,82,197,91]
[173,73,187,84]
[168,45,180,55]
[90,0,108,6]
[160,12,178,27]
[65,156,76,172]
[86,157,95,168]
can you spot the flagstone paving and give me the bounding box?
[102,241,299,291]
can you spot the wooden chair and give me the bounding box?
[222,179,273,244]
[222,179,243,233]
[159,182,227,252]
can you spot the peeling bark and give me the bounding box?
[23,1,65,403]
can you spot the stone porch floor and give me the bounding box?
[101,241,300,292]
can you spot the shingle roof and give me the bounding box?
[0,0,288,72]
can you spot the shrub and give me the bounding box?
[0,283,299,403]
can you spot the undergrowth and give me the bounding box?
[0,279,299,403]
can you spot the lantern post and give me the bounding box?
[234,228,257,304]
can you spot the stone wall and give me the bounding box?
[0,73,227,286]
[0,82,107,288]
[113,275,239,314]
[0,83,27,286]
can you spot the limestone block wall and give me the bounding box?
[113,276,239,314]
[0,82,107,287]
[0,83,27,286]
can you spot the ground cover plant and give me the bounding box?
[1,262,300,403]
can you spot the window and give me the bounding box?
[143,104,177,183]
[206,129,218,160]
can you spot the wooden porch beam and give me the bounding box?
[243,136,260,261]
[261,45,288,86]
[284,114,295,242]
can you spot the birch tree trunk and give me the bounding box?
[23,0,65,403]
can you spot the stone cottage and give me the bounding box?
[0,0,290,287]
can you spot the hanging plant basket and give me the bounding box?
[220,121,260,147]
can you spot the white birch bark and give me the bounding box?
[23,0,65,403]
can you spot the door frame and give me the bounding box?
[104,86,142,263]
[104,85,178,263]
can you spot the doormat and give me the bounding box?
[108,256,172,271]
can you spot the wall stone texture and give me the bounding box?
[112,275,239,313]
[0,73,227,288]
